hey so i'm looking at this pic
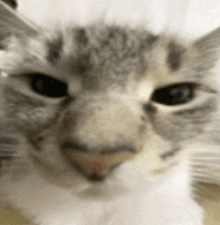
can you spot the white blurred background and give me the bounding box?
[18,0,220,41]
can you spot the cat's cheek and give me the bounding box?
[23,134,85,188]
[2,88,61,133]
[147,106,217,142]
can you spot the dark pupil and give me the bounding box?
[31,74,67,98]
[152,83,194,105]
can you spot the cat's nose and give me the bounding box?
[71,151,135,178]
[62,142,136,180]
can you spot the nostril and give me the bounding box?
[61,140,87,153]
[61,138,137,155]
[100,146,137,155]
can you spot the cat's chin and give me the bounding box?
[73,181,131,200]
[71,165,151,201]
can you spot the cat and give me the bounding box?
[0,1,220,224]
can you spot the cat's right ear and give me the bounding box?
[0,1,39,37]
[188,27,220,70]
[193,27,220,55]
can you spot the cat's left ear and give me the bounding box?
[0,0,40,37]
[1,0,17,9]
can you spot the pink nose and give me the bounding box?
[72,151,135,177]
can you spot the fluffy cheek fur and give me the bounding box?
[2,87,60,131]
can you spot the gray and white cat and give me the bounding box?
[0,1,220,224]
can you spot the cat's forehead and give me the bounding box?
[46,26,153,71]
[45,26,185,78]
[6,25,187,91]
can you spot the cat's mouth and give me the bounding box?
[68,151,135,182]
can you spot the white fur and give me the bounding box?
[2,158,203,225]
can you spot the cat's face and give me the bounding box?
[0,2,219,188]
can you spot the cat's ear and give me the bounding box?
[0,1,39,37]
[193,27,220,55]
[188,27,220,70]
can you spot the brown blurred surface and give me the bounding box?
[0,183,220,225]
[201,184,220,225]
[0,203,27,225]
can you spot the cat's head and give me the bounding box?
[0,1,219,188]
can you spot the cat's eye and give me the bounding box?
[30,74,67,98]
[151,83,194,105]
